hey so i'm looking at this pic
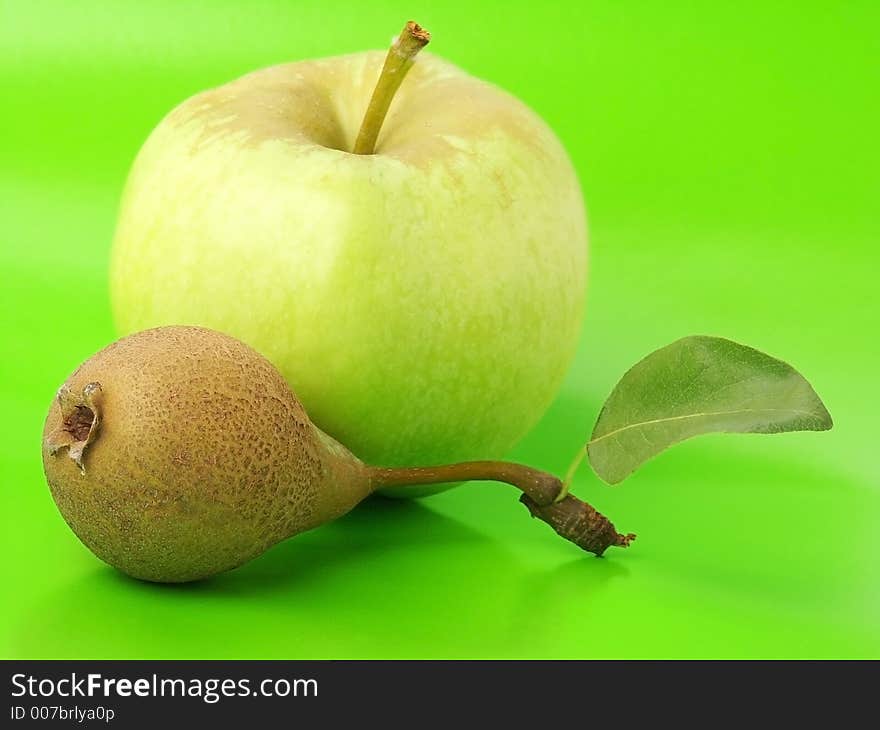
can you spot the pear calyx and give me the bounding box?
[44,381,103,473]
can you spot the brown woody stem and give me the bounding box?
[369,461,564,506]
[368,462,635,556]
[521,495,636,556]
[352,21,430,155]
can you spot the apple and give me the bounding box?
[110,23,587,496]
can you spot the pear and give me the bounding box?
[42,326,631,582]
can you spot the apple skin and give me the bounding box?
[110,51,587,496]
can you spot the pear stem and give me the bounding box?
[369,461,564,506]
[352,21,430,155]
[367,462,635,556]
[520,495,636,556]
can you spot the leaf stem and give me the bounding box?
[352,21,430,155]
[561,444,588,497]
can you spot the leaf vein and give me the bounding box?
[588,407,818,447]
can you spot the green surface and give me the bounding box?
[2,0,878,658]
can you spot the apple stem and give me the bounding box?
[367,462,634,557]
[352,21,430,155]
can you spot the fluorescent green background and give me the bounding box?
[2,0,878,658]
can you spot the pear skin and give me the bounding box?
[42,326,371,583]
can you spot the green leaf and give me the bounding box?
[587,336,832,484]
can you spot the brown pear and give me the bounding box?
[42,326,374,582]
[42,326,631,583]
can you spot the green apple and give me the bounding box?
[110,24,587,496]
